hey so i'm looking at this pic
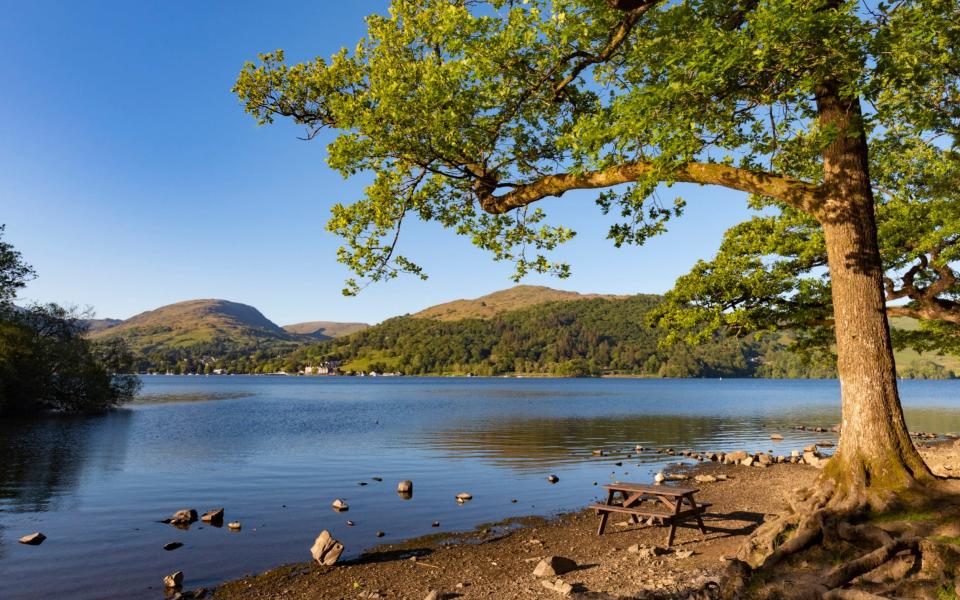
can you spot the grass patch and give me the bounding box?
[936,582,958,600]
[870,510,938,523]
[773,525,797,549]
[932,535,960,546]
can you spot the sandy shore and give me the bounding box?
[206,439,960,600]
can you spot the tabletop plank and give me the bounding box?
[601,482,699,496]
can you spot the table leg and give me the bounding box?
[597,488,615,535]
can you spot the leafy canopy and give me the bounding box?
[235,0,958,347]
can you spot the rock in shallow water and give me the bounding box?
[163,542,183,551]
[164,571,183,588]
[331,498,349,512]
[170,509,198,525]
[200,508,224,524]
[227,521,241,530]
[18,532,45,545]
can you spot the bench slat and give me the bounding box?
[602,483,699,496]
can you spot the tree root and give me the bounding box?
[719,477,947,600]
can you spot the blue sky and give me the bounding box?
[1,1,759,325]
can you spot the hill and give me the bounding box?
[88,299,302,373]
[282,321,369,339]
[84,318,122,333]
[413,285,625,321]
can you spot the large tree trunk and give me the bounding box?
[816,84,933,502]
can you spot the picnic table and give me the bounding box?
[591,482,710,546]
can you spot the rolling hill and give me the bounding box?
[282,321,369,339]
[89,299,292,351]
[412,285,626,321]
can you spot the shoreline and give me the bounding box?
[206,439,959,600]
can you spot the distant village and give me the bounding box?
[146,360,403,377]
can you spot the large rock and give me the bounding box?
[533,556,577,577]
[200,508,224,524]
[18,532,45,545]
[310,530,344,566]
[725,450,748,464]
[170,509,198,525]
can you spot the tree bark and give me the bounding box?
[815,83,933,498]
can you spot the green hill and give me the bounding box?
[412,285,626,321]
[90,299,291,348]
[88,299,303,373]
[282,321,369,339]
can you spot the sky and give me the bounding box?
[1,1,761,326]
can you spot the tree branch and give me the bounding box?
[476,161,823,215]
[554,2,662,95]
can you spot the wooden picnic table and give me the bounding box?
[591,482,710,546]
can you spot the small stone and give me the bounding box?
[533,555,577,577]
[770,434,783,440]
[803,445,817,453]
[654,472,665,485]
[816,440,834,448]
[456,492,473,502]
[18,532,45,545]
[358,481,367,486]
[200,508,224,524]
[397,480,413,494]
[740,456,755,467]
[592,449,605,456]
[310,530,344,566]
[675,550,694,559]
[547,474,559,483]
[694,475,717,483]
[512,498,518,502]
[455,582,469,589]
[347,520,355,526]
[541,578,573,595]
[164,571,184,589]
[424,591,441,600]
[163,542,183,551]
[372,476,383,482]
[227,521,241,530]
[331,498,349,512]
[376,530,385,537]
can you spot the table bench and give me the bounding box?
[592,482,710,546]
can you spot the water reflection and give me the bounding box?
[417,413,842,471]
[0,411,132,513]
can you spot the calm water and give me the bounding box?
[1,377,958,599]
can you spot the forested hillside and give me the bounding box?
[280,295,841,378]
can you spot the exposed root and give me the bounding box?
[821,589,889,600]
[720,471,958,600]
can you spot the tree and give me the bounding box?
[0,226,140,415]
[236,1,958,594]
[0,224,35,306]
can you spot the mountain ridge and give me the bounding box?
[412,285,628,321]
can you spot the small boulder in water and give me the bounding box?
[547,474,559,483]
[332,498,349,512]
[170,509,198,525]
[18,532,45,545]
[201,508,224,524]
[654,472,665,485]
[164,571,183,589]
[227,521,241,531]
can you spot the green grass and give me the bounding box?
[870,510,938,523]
[931,535,960,546]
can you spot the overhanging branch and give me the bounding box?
[476,161,824,215]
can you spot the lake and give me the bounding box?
[1,377,958,599]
